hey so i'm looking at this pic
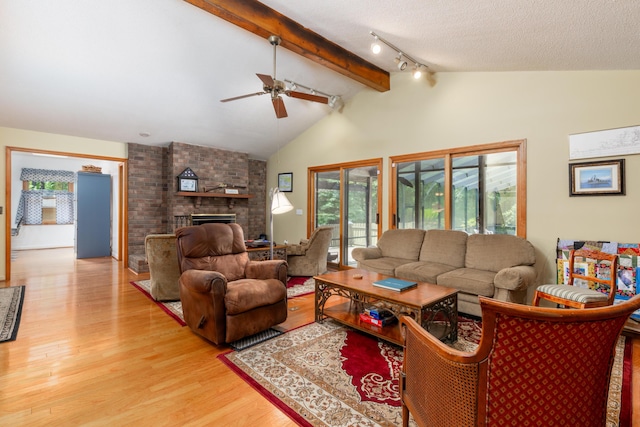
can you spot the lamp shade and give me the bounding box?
[271,188,294,214]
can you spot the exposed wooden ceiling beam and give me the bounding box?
[183,0,390,92]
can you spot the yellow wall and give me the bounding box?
[0,127,128,280]
[267,70,640,284]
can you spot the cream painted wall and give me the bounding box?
[267,71,640,285]
[0,126,128,280]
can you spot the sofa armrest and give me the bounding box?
[494,265,537,292]
[245,260,288,283]
[352,247,382,262]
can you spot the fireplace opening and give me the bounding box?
[190,213,236,226]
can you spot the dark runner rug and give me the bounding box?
[219,318,631,427]
[0,286,25,343]
[229,328,283,351]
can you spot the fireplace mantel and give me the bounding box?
[176,191,254,208]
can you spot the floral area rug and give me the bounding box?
[218,318,630,427]
[219,318,481,427]
[130,276,315,326]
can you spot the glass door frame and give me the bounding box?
[308,158,383,270]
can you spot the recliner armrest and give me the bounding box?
[245,260,288,283]
[352,247,382,261]
[179,269,227,293]
[494,265,537,292]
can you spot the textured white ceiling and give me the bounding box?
[1,0,639,159]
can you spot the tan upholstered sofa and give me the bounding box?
[352,229,537,316]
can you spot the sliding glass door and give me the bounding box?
[315,170,341,265]
[311,159,382,269]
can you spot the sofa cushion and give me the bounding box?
[465,234,535,272]
[396,261,458,284]
[357,257,412,276]
[377,229,426,261]
[419,229,468,267]
[436,268,495,297]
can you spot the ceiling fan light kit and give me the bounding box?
[220,35,331,119]
[369,31,428,80]
[283,79,342,110]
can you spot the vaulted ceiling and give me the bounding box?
[1,0,639,159]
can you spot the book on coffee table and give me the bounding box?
[372,277,417,292]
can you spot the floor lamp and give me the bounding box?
[270,187,294,259]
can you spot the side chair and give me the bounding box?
[400,295,640,427]
[286,226,333,276]
[533,248,619,309]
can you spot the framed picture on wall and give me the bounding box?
[278,172,293,192]
[569,159,625,196]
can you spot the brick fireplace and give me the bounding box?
[127,141,267,273]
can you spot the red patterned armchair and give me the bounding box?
[400,295,640,427]
[175,223,288,345]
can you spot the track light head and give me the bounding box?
[412,64,423,79]
[395,54,408,71]
[370,36,382,54]
[328,95,344,111]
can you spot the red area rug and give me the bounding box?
[130,281,186,326]
[286,276,314,298]
[219,319,631,426]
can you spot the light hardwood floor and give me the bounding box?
[1,248,639,426]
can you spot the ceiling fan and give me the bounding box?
[220,35,329,119]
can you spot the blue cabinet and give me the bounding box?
[76,172,111,258]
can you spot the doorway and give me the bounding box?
[5,147,127,281]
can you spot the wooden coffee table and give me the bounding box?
[314,269,458,346]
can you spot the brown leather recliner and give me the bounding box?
[175,223,288,345]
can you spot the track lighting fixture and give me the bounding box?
[284,79,343,110]
[369,31,429,80]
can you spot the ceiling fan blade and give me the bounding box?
[272,96,288,118]
[220,92,265,103]
[287,91,329,104]
[257,73,275,88]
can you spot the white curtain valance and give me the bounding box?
[20,168,75,183]
[16,190,74,226]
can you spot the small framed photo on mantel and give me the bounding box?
[569,159,625,196]
[278,172,293,192]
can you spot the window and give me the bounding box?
[27,181,70,191]
[17,168,75,226]
[391,140,527,237]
